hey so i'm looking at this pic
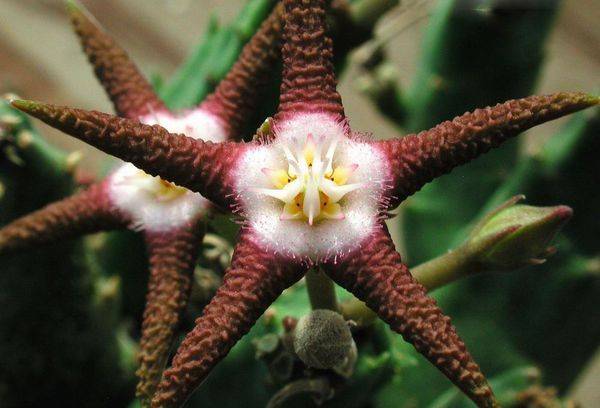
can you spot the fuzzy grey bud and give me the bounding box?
[293,309,355,371]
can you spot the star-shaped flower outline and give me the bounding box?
[5,0,599,407]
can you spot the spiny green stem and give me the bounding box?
[305,268,339,311]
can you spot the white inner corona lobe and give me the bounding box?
[236,113,385,259]
[108,109,226,232]
[256,134,361,225]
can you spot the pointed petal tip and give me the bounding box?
[550,205,573,223]
[2,93,17,103]
[64,0,80,14]
[65,0,99,27]
[562,91,600,108]
[64,0,90,20]
[10,99,40,113]
[474,388,499,408]
[10,99,58,122]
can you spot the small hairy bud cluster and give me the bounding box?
[293,309,356,371]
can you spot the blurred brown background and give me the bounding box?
[0,0,598,405]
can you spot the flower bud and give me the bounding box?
[469,195,572,271]
[293,309,356,372]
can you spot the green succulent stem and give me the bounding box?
[0,101,133,406]
[339,297,378,327]
[305,268,339,311]
[411,246,477,291]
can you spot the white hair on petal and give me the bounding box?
[140,108,227,142]
[106,108,225,232]
[234,112,386,261]
[272,112,347,144]
[108,164,209,232]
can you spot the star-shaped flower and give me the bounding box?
[1,1,283,405]
[8,0,598,407]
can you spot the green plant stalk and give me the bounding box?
[339,297,378,327]
[411,246,476,291]
[405,0,561,131]
[356,61,406,123]
[305,268,339,311]
[88,230,149,323]
[0,98,72,195]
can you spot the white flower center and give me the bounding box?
[125,169,188,202]
[255,134,361,225]
[109,163,209,232]
[234,113,387,260]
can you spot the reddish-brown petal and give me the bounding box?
[66,0,166,119]
[0,181,128,255]
[322,225,497,408]
[376,92,599,209]
[276,0,345,121]
[152,228,307,408]
[200,3,284,139]
[136,219,206,407]
[11,100,244,210]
